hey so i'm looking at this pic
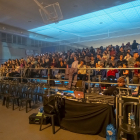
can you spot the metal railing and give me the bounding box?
[0,67,140,91]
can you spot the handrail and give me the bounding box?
[0,67,140,70]
[0,67,140,92]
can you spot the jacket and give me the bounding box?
[107,69,118,77]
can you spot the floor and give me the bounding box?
[0,102,105,140]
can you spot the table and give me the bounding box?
[60,99,115,138]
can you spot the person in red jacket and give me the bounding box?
[107,64,118,82]
[110,47,116,57]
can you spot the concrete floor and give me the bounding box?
[0,103,105,140]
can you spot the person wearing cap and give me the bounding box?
[103,77,126,96]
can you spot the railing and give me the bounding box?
[0,67,140,92]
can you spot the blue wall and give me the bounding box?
[41,46,56,53]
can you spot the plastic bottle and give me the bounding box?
[130,110,136,128]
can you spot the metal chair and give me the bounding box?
[6,83,20,110]
[19,84,33,113]
[40,95,61,134]
[117,102,140,140]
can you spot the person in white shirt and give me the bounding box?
[71,56,79,68]
[124,52,132,61]
[77,60,86,80]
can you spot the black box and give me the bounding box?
[29,113,49,124]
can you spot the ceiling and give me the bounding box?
[0,0,138,46]
[29,0,140,44]
[0,0,133,30]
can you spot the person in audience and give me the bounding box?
[107,64,118,82]
[86,62,93,81]
[106,47,110,58]
[102,51,108,62]
[107,55,116,67]
[132,40,138,50]
[71,56,79,68]
[31,58,37,67]
[128,52,139,67]
[55,61,66,79]
[67,54,74,67]
[124,43,131,52]
[77,60,86,80]
[124,52,132,61]
[121,43,125,49]
[110,47,116,56]
[117,55,127,67]
[93,63,106,81]
[119,63,130,78]
[117,47,125,58]
[133,58,140,84]
[96,54,105,67]
[90,56,96,68]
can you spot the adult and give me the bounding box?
[117,55,127,67]
[117,47,125,59]
[103,77,126,96]
[77,60,86,80]
[128,52,139,67]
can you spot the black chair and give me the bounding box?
[6,83,20,110]
[2,82,14,107]
[19,85,33,113]
[117,102,140,140]
[0,81,7,104]
[40,95,61,134]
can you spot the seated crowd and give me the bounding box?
[0,40,140,85]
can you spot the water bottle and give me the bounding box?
[38,108,41,113]
[130,110,136,128]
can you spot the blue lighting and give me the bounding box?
[29,0,140,43]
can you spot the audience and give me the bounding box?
[0,40,140,86]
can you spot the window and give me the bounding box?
[13,35,17,44]
[7,34,13,43]
[1,32,6,42]
[22,37,27,45]
[17,36,22,44]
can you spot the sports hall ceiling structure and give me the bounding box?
[0,0,140,46]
